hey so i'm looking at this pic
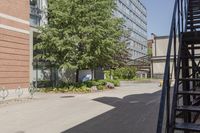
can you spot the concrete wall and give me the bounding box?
[152,59,174,79]
[0,0,30,88]
[151,36,178,79]
[152,37,179,57]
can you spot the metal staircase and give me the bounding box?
[157,0,200,133]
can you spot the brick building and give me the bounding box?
[0,0,30,88]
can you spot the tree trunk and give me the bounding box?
[50,66,54,88]
[76,69,79,82]
[110,69,112,79]
[35,59,38,88]
[91,69,95,80]
[54,67,57,87]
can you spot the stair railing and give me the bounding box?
[156,0,189,133]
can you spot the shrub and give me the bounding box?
[104,70,114,79]
[113,66,136,80]
[104,79,120,86]
[39,79,119,93]
[83,80,101,87]
[97,85,107,90]
[95,80,107,86]
[79,86,91,93]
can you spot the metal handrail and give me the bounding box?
[156,0,189,133]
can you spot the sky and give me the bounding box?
[141,0,175,39]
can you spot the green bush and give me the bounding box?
[83,80,101,87]
[113,66,136,80]
[104,70,114,79]
[95,80,107,86]
[84,79,119,87]
[39,79,119,93]
[79,86,91,93]
[97,85,107,90]
[39,86,91,93]
[104,79,120,86]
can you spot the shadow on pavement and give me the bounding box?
[62,90,161,133]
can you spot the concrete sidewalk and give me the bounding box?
[0,82,161,133]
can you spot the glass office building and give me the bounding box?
[114,0,147,59]
[30,0,47,27]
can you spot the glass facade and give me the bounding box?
[114,0,147,59]
[30,0,41,26]
[30,0,47,27]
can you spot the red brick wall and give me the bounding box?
[0,0,30,89]
[0,0,29,20]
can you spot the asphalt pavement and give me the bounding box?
[0,82,161,133]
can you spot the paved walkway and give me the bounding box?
[0,82,161,133]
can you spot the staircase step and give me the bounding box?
[175,123,200,132]
[188,19,200,25]
[180,66,193,69]
[180,66,200,70]
[191,0,200,2]
[181,56,200,59]
[190,1,200,5]
[179,78,200,81]
[182,31,200,44]
[187,24,200,29]
[188,11,200,16]
[190,7,200,11]
[188,15,200,20]
[190,2,200,5]
[190,4,200,8]
[188,46,200,49]
[188,9,200,13]
[178,91,200,95]
[176,106,200,112]
[191,4,200,6]
[191,0,200,3]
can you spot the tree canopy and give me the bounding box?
[34,0,130,72]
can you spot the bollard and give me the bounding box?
[0,87,9,100]
[29,83,35,99]
[15,86,23,99]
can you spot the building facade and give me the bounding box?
[0,0,30,88]
[150,35,178,79]
[114,0,147,59]
[0,0,47,89]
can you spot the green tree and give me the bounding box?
[34,0,130,82]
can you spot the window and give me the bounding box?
[30,0,37,6]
